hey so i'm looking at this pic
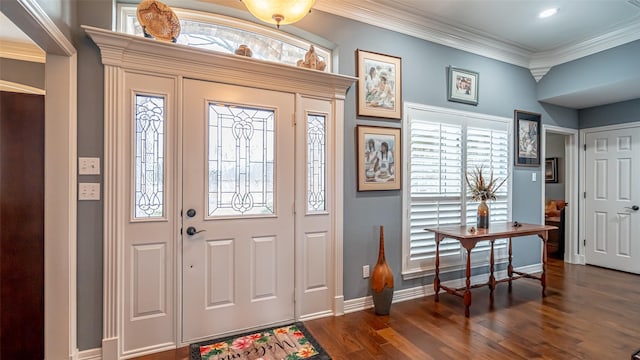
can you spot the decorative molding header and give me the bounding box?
[82,26,356,99]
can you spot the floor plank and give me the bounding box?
[134,259,640,359]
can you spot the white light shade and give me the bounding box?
[242,0,316,27]
[539,8,558,18]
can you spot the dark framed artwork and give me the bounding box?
[447,66,479,105]
[545,157,558,183]
[357,125,401,191]
[356,49,402,119]
[514,110,541,166]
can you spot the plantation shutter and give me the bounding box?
[465,125,510,255]
[404,105,511,274]
[409,120,463,266]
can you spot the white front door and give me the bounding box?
[585,127,640,273]
[182,79,295,342]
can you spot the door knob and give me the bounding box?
[185,226,205,236]
[186,208,196,217]
[626,205,639,211]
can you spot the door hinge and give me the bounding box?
[292,113,296,127]
[583,144,586,151]
[583,239,586,246]
[583,191,587,199]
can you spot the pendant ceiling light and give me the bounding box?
[241,0,316,28]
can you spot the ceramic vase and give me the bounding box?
[477,199,489,228]
[371,225,394,315]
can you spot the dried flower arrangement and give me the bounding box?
[465,165,507,201]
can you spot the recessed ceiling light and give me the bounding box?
[539,8,558,18]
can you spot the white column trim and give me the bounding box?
[333,96,345,315]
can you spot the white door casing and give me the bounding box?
[85,26,355,358]
[182,79,295,342]
[585,127,640,273]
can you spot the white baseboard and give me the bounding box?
[344,263,543,314]
[78,348,101,360]
[299,310,334,322]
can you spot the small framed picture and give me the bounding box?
[447,66,478,105]
[357,125,401,191]
[545,157,558,183]
[514,110,541,166]
[356,49,402,119]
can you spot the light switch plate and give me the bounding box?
[79,157,100,175]
[79,183,100,200]
[532,172,537,182]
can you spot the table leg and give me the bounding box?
[539,232,548,297]
[464,247,472,317]
[489,239,496,299]
[434,233,441,302]
[507,237,513,292]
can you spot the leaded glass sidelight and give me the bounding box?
[208,103,275,216]
[307,114,326,213]
[134,94,165,218]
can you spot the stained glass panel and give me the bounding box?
[208,103,275,216]
[307,114,326,212]
[134,94,165,218]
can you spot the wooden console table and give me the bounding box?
[424,222,557,317]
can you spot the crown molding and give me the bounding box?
[0,39,45,63]
[314,0,640,82]
[529,20,640,81]
[314,0,531,68]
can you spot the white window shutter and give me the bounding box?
[404,105,511,276]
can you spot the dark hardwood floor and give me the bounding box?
[135,259,640,359]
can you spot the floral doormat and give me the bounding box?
[190,323,331,360]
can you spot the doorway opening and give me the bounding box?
[542,125,579,264]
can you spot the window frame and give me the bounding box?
[117,4,332,71]
[402,103,513,280]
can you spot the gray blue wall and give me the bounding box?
[15,0,640,351]
[298,9,578,301]
[579,98,640,128]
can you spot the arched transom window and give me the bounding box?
[117,5,331,70]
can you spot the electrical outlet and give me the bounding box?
[79,183,100,200]
[362,265,370,278]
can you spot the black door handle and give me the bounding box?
[185,226,205,236]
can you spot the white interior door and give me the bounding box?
[182,79,295,342]
[585,127,640,273]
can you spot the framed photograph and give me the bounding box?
[356,49,402,119]
[545,158,558,183]
[447,66,478,105]
[514,110,541,166]
[357,125,401,191]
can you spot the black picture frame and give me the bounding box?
[447,66,479,105]
[545,157,558,183]
[514,110,541,166]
